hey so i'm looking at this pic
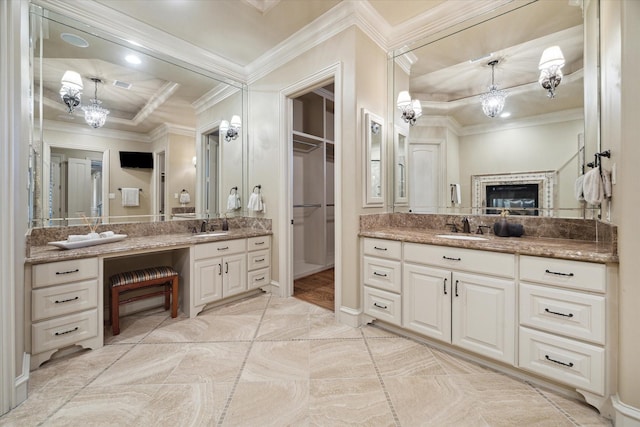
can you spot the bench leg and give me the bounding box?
[164,282,170,311]
[111,286,121,335]
[171,276,179,318]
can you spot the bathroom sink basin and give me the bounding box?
[436,234,488,241]
[193,232,229,238]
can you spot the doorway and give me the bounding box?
[291,85,335,310]
[409,140,443,213]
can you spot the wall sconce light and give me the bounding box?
[82,78,110,129]
[480,60,507,118]
[220,115,241,141]
[192,156,197,167]
[59,70,83,113]
[396,91,422,126]
[538,45,565,98]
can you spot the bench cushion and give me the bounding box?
[110,266,178,287]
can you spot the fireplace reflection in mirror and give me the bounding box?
[486,184,538,216]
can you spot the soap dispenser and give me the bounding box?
[493,209,510,237]
[222,214,229,231]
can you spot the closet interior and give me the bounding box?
[292,85,335,281]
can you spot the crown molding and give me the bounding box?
[31,0,247,83]
[459,108,584,136]
[39,119,152,143]
[148,123,196,141]
[131,82,179,125]
[193,83,241,116]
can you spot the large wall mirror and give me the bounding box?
[391,0,601,218]
[29,6,247,228]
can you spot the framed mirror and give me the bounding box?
[394,125,408,205]
[29,5,246,227]
[363,109,385,206]
[391,0,601,218]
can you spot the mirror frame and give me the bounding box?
[363,108,385,207]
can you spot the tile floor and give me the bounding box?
[1,293,611,426]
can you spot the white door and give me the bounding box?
[409,143,440,213]
[451,271,515,365]
[194,257,223,305]
[403,263,452,342]
[67,158,92,221]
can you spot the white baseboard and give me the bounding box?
[13,353,29,407]
[613,395,640,427]
[262,280,281,297]
[338,306,362,328]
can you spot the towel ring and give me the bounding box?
[253,185,262,193]
[229,186,238,195]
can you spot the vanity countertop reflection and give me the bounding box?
[359,227,618,264]
[27,228,272,264]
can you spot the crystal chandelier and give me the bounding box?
[481,60,507,118]
[83,78,109,129]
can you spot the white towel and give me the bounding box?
[450,184,461,205]
[67,234,91,242]
[121,188,140,207]
[227,193,241,211]
[99,231,115,238]
[583,168,606,205]
[575,174,585,201]
[247,192,264,212]
[179,191,190,204]
[601,168,612,198]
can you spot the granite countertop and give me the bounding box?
[360,227,618,264]
[27,228,272,264]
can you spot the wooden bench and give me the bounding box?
[109,266,179,335]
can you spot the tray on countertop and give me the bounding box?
[48,234,128,250]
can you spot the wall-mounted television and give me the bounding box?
[119,151,154,169]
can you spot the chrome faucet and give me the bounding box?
[461,217,471,233]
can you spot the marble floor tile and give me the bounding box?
[6,294,610,427]
[309,378,396,426]
[310,339,377,380]
[242,340,310,381]
[367,337,447,378]
[222,380,309,426]
[255,313,310,340]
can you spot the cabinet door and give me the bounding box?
[194,257,223,305]
[452,272,515,365]
[402,263,451,342]
[223,253,247,297]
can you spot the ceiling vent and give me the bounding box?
[113,80,132,90]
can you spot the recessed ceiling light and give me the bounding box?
[60,32,89,48]
[125,54,141,65]
[500,112,511,118]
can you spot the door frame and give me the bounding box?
[279,62,342,315]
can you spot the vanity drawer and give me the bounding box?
[363,238,402,261]
[32,257,98,288]
[363,286,401,326]
[248,235,271,251]
[32,279,98,321]
[404,243,515,278]
[248,267,270,290]
[32,309,99,354]
[519,327,604,395]
[195,238,246,259]
[247,249,270,271]
[520,283,605,344]
[520,256,606,293]
[363,256,402,293]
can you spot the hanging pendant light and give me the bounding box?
[83,78,110,129]
[480,60,507,118]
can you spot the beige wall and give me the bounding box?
[163,133,196,215]
[248,27,387,310]
[603,0,640,412]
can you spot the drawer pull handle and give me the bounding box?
[255,276,265,282]
[255,258,265,262]
[373,246,387,251]
[55,269,79,275]
[218,264,222,276]
[225,262,229,274]
[545,355,574,368]
[545,269,574,277]
[254,241,265,245]
[455,279,459,297]
[545,308,574,318]
[373,302,388,310]
[217,247,229,251]
[443,278,448,295]
[55,327,79,336]
[373,271,388,277]
[443,256,461,261]
[55,296,79,304]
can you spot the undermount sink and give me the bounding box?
[436,234,488,241]
[193,232,229,237]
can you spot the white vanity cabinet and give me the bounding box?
[247,235,271,290]
[362,238,403,325]
[193,239,247,309]
[28,257,102,370]
[518,255,611,398]
[403,243,516,365]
